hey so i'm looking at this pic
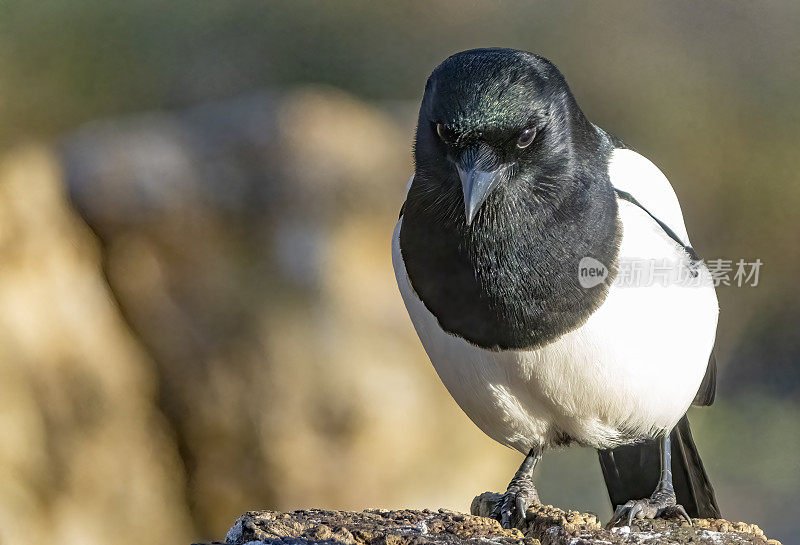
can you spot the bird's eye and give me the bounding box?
[516,128,536,149]
[436,123,456,144]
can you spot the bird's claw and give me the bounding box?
[606,492,692,529]
[491,477,540,529]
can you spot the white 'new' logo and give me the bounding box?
[578,257,608,288]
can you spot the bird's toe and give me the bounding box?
[606,495,692,529]
[491,478,540,529]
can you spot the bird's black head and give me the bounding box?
[402,49,620,349]
[414,48,599,226]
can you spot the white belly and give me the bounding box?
[392,200,718,453]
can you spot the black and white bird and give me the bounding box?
[392,48,721,529]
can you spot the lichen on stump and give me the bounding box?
[219,508,534,545]
[471,491,777,545]
[213,500,779,545]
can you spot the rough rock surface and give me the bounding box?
[219,509,532,545]
[212,494,780,545]
[471,493,777,545]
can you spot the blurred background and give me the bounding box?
[0,1,798,544]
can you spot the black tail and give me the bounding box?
[597,415,721,518]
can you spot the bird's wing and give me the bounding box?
[608,148,716,406]
[608,148,697,260]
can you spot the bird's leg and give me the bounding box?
[606,433,692,528]
[492,448,542,529]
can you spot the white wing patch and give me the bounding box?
[608,148,692,248]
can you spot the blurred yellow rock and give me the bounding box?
[0,146,193,545]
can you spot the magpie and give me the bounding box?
[392,48,721,529]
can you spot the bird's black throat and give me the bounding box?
[399,149,621,351]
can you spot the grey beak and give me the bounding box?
[456,145,509,225]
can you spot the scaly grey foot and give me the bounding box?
[491,448,542,529]
[606,487,692,528]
